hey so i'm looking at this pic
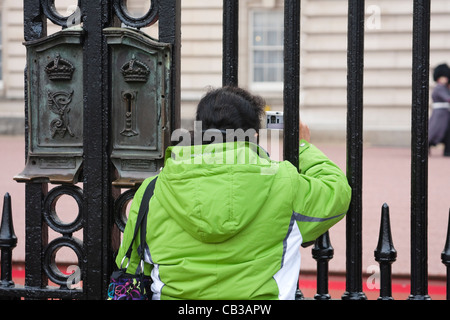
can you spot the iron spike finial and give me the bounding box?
[375,203,398,300]
[442,209,450,267]
[0,193,17,249]
[375,203,397,263]
[441,209,450,300]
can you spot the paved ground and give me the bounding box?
[1,134,449,299]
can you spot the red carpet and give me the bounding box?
[9,264,448,300]
[299,273,447,300]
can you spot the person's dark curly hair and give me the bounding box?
[196,86,266,132]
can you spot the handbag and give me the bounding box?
[107,177,158,300]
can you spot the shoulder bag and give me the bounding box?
[107,177,157,300]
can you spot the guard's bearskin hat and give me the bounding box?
[433,63,450,82]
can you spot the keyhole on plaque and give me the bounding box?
[121,91,138,137]
[125,93,132,114]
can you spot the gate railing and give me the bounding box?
[0,0,449,300]
[221,0,450,301]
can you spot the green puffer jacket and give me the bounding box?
[115,140,351,300]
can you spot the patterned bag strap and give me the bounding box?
[123,177,158,268]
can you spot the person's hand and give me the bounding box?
[299,121,311,142]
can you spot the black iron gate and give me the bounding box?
[0,0,449,300]
[0,0,181,300]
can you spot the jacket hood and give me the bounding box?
[155,142,278,243]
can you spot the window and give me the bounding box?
[250,10,284,91]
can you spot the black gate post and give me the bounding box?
[409,0,431,301]
[283,0,302,299]
[223,0,239,87]
[283,0,301,168]
[343,0,366,300]
[159,0,182,133]
[81,0,116,300]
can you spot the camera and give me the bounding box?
[266,111,283,130]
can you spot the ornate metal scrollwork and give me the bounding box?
[43,185,83,235]
[43,237,83,287]
[113,0,159,29]
[41,0,82,28]
[114,189,136,233]
[42,185,84,288]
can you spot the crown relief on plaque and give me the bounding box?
[45,53,75,81]
[121,54,150,82]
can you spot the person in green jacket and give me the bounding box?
[115,86,351,300]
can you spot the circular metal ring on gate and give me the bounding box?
[114,189,136,232]
[43,185,83,235]
[41,0,82,28]
[113,0,159,29]
[43,237,83,287]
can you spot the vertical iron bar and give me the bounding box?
[374,203,397,300]
[312,231,333,300]
[343,0,366,300]
[81,0,113,300]
[23,0,48,294]
[223,0,239,87]
[0,194,17,288]
[284,0,301,298]
[159,0,182,133]
[23,0,46,156]
[24,0,47,157]
[444,121,450,156]
[283,0,300,167]
[409,0,431,301]
[25,183,48,289]
[23,0,47,42]
[441,210,450,300]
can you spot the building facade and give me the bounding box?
[1,0,450,144]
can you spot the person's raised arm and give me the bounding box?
[292,121,351,243]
